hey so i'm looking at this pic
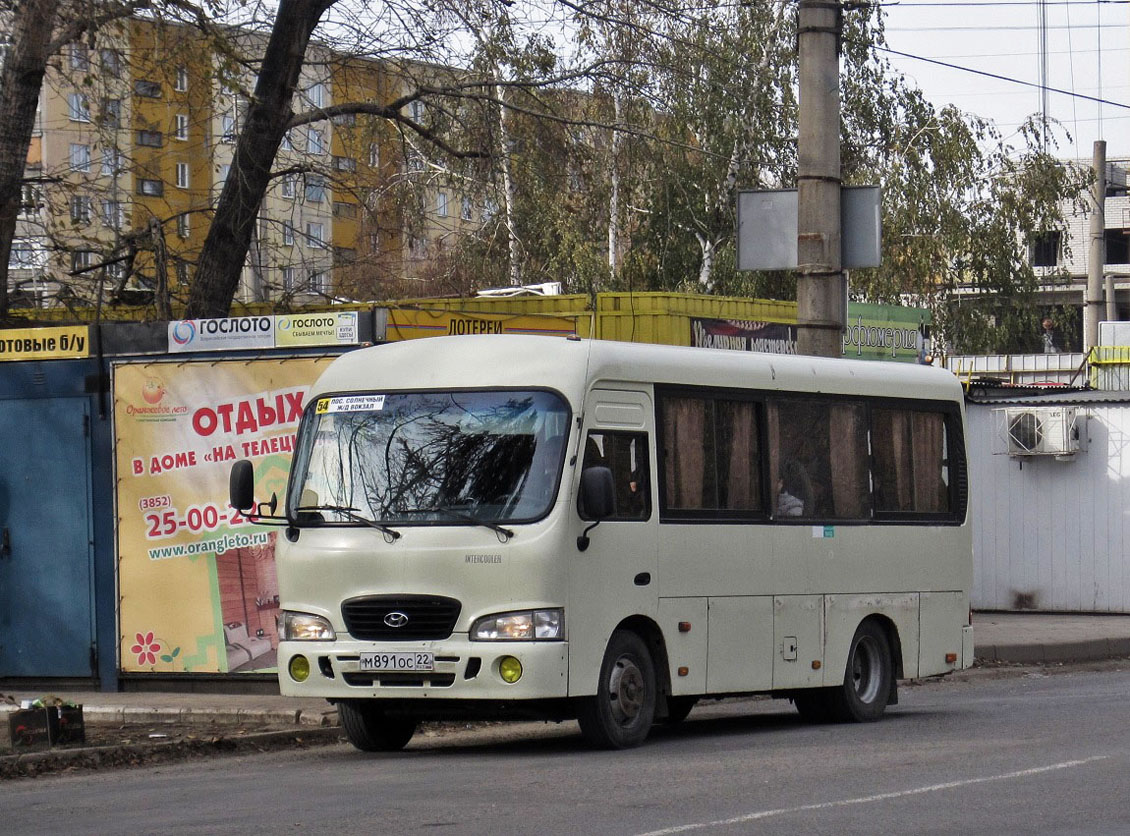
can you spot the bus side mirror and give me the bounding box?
[577,466,615,552]
[230,460,256,511]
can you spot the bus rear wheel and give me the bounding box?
[338,699,418,751]
[793,620,892,723]
[577,630,657,749]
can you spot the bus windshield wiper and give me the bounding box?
[399,505,514,542]
[293,505,401,542]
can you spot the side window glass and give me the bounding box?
[872,408,951,514]
[659,393,762,515]
[769,399,870,521]
[582,431,650,521]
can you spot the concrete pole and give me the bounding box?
[1085,140,1106,352]
[796,0,845,358]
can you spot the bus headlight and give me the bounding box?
[279,611,336,641]
[470,609,564,641]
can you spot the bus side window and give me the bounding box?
[582,431,650,521]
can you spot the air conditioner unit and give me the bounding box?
[1003,406,1079,457]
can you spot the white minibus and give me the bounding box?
[231,334,973,749]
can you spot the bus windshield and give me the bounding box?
[288,390,571,526]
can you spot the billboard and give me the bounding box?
[114,357,332,674]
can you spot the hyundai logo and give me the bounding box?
[383,611,409,628]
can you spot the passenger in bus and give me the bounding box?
[776,461,807,517]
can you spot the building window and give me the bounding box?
[10,240,37,269]
[177,214,190,238]
[175,162,190,189]
[280,175,295,199]
[69,143,91,172]
[461,195,473,221]
[368,143,380,168]
[68,93,91,122]
[100,49,121,77]
[333,155,356,172]
[175,260,189,284]
[101,149,124,176]
[408,100,424,121]
[332,112,355,126]
[304,175,326,203]
[280,130,294,151]
[1031,231,1061,267]
[436,191,448,217]
[71,250,96,273]
[175,66,189,93]
[306,82,326,109]
[1106,229,1130,265]
[137,179,164,196]
[221,114,236,142]
[306,222,325,248]
[138,130,163,147]
[134,80,162,98]
[101,200,125,229]
[101,98,121,128]
[333,201,358,219]
[282,266,297,290]
[19,185,41,218]
[311,271,330,294]
[174,114,189,140]
[70,195,93,224]
[282,223,294,246]
[308,127,325,155]
[70,44,89,71]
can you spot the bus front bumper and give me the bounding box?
[276,637,570,702]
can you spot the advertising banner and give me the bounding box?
[275,312,358,347]
[0,325,90,361]
[384,308,577,340]
[114,357,332,674]
[691,319,797,354]
[691,303,930,363]
[167,314,361,352]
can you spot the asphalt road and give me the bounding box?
[7,664,1130,835]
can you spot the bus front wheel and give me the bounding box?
[338,699,418,751]
[577,630,657,749]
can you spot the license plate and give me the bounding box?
[359,651,434,672]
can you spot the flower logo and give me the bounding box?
[131,631,162,666]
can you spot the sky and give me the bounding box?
[879,0,1130,161]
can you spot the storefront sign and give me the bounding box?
[384,309,577,340]
[0,325,90,361]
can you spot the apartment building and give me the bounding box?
[1031,157,1130,320]
[7,15,482,310]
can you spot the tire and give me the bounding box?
[793,620,892,723]
[577,630,657,749]
[338,699,418,751]
[662,696,698,725]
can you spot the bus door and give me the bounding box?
[567,389,658,687]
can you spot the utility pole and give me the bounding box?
[796,0,845,357]
[1085,140,1106,352]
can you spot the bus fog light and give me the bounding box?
[499,656,523,683]
[289,655,311,682]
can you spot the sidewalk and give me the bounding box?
[3,611,1130,751]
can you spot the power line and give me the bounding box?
[871,41,1130,110]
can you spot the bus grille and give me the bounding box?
[341,595,462,640]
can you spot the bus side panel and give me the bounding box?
[773,595,824,689]
[706,596,773,693]
[919,591,967,677]
[658,597,707,696]
[823,593,921,684]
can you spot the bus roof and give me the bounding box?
[310,335,963,406]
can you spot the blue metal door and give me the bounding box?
[0,397,95,677]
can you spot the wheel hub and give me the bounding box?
[608,657,644,725]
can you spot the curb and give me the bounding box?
[975,638,1130,665]
[0,727,344,780]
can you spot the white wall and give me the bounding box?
[969,400,1130,612]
